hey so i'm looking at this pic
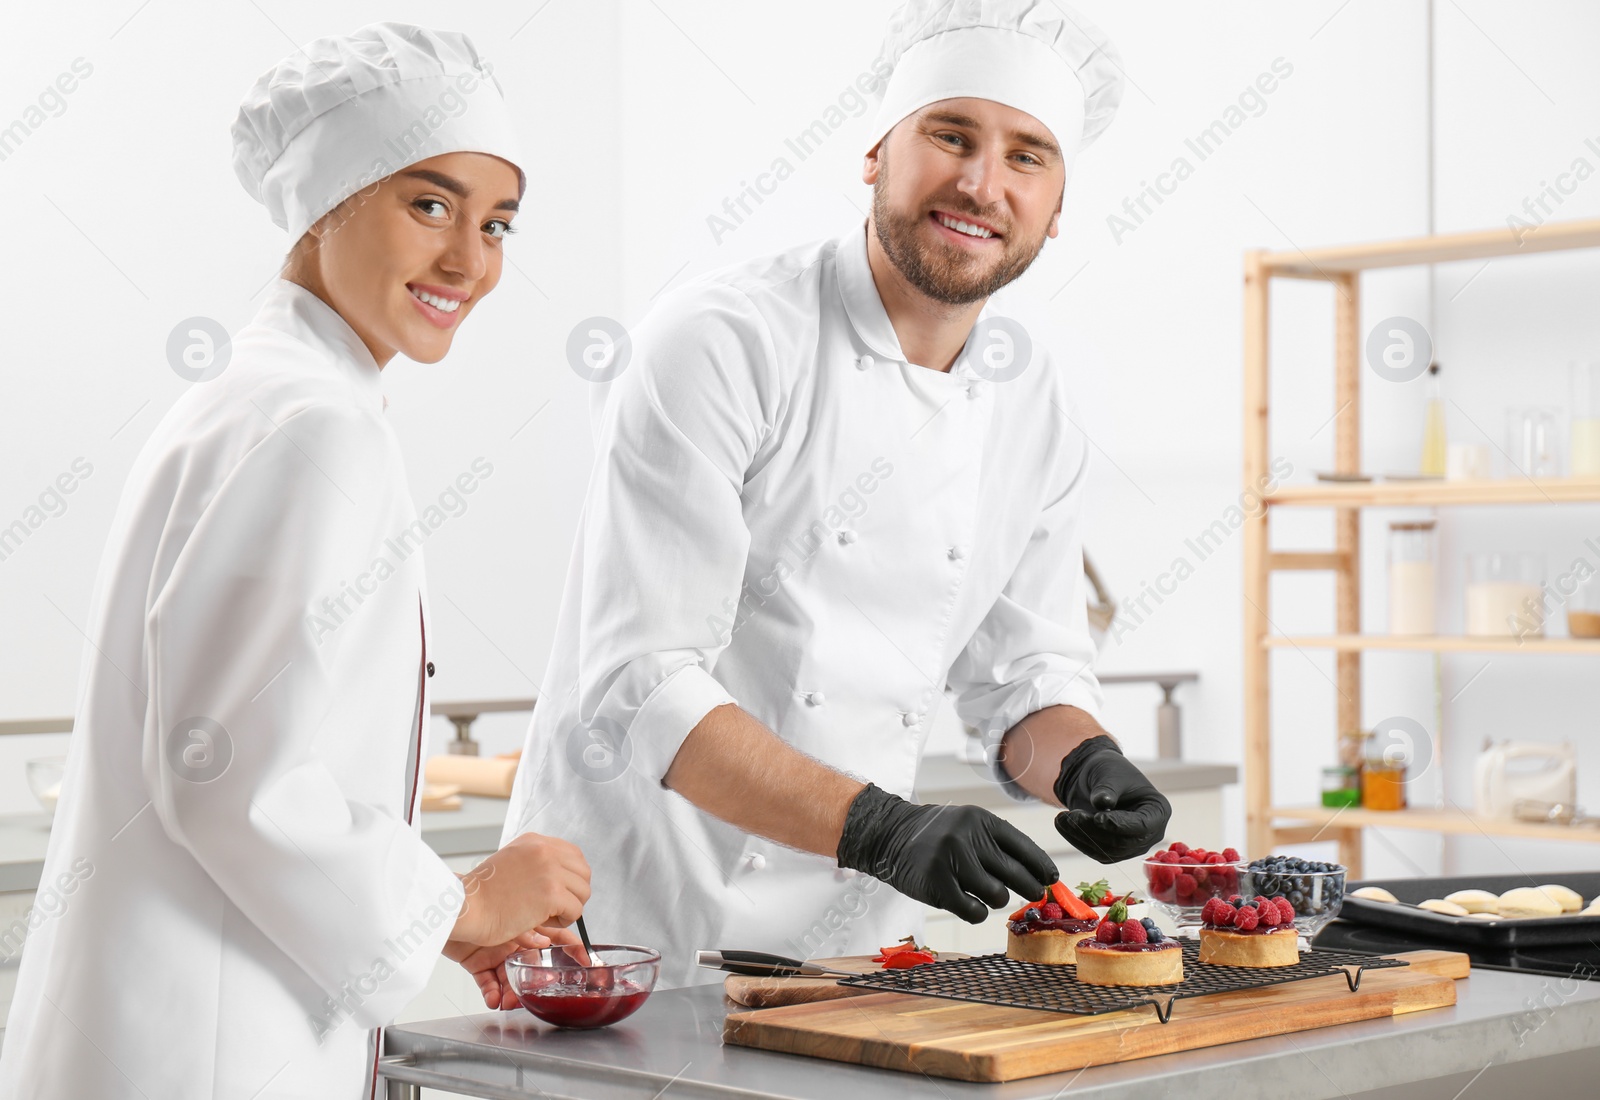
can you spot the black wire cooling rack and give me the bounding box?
[835,941,1410,1024]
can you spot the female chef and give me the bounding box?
[0,23,588,1100]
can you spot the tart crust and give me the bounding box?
[1197,926,1299,968]
[1005,927,1096,965]
[1073,940,1184,986]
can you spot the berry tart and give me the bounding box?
[1072,899,1184,986]
[1197,895,1300,968]
[1005,882,1099,965]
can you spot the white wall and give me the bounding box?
[4,2,1599,877]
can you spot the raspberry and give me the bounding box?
[1258,901,1282,926]
[1095,919,1120,944]
[1154,850,1180,864]
[1119,920,1148,944]
[1152,866,1176,890]
[1169,842,1189,855]
[1175,872,1197,898]
[1222,847,1241,862]
[1178,855,1199,865]
[1204,853,1226,864]
[1234,905,1260,931]
[1200,898,1221,923]
[1039,902,1064,921]
[1211,902,1235,926]
[1229,894,1244,902]
[1274,897,1297,923]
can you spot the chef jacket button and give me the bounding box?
[834,868,851,882]
[746,853,766,872]
[426,662,435,677]
[947,545,966,561]
[804,691,826,707]
[901,712,919,728]
[837,529,857,545]
[856,354,874,371]
[965,381,982,400]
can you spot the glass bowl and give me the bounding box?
[1143,856,1244,934]
[26,757,66,819]
[1236,859,1347,940]
[505,944,660,1029]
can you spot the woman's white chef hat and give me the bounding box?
[866,0,1124,157]
[231,22,527,243]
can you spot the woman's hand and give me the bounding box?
[444,925,586,1010]
[449,832,591,948]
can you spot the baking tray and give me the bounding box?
[1341,873,1600,948]
[834,941,1407,1024]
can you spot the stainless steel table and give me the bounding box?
[380,965,1600,1099]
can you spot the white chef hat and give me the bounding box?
[231,22,527,243]
[866,0,1124,157]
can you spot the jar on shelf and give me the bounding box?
[1387,521,1436,635]
[1361,749,1406,812]
[1464,552,1545,637]
[1570,360,1600,477]
[1569,573,1600,639]
[1321,766,1361,808]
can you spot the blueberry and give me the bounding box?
[1141,916,1156,928]
[1024,907,1041,921]
[1147,928,1165,943]
[1233,897,1245,907]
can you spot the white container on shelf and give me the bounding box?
[1387,521,1436,635]
[1464,552,1545,637]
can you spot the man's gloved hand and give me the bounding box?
[1052,735,1171,862]
[836,784,1058,923]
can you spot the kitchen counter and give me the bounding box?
[381,966,1600,1099]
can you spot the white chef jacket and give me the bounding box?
[504,223,1103,989]
[0,280,462,1099]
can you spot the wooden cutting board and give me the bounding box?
[725,954,971,1008]
[724,949,1468,1083]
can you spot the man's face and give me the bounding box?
[865,98,1068,306]
[294,151,521,365]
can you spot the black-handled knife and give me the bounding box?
[696,949,857,979]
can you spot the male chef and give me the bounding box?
[505,0,1170,987]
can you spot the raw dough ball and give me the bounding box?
[1418,898,1469,917]
[1350,886,1399,904]
[1534,884,1583,913]
[1497,886,1564,919]
[1443,889,1500,914]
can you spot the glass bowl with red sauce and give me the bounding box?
[505,944,661,1029]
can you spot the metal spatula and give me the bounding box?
[696,949,857,979]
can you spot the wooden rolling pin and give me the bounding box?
[424,754,518,797]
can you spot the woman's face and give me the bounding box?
[289,151,521,366]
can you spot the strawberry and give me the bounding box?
[882,950,936,969]
[1234,904,1260,931]
[1222,847,1241,862]
[1119,920,1148,944]
[1039,902,1065,921]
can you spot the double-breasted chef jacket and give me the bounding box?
[505,222,1105,989]
[0,280,462,1099]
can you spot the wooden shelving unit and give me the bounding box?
[1241,216,1600,877]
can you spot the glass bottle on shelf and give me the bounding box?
[1419,362,1447,477]
[1571,360,1600,477]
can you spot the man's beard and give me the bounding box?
[870,155,1052,306]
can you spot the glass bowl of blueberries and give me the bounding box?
[1236,857,1346,941]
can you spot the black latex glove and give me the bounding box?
[836,784,1058,923]
[1052,735,1172,863]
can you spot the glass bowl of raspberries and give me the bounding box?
[1236,857,1347,939]
[1143,841,1245,934]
